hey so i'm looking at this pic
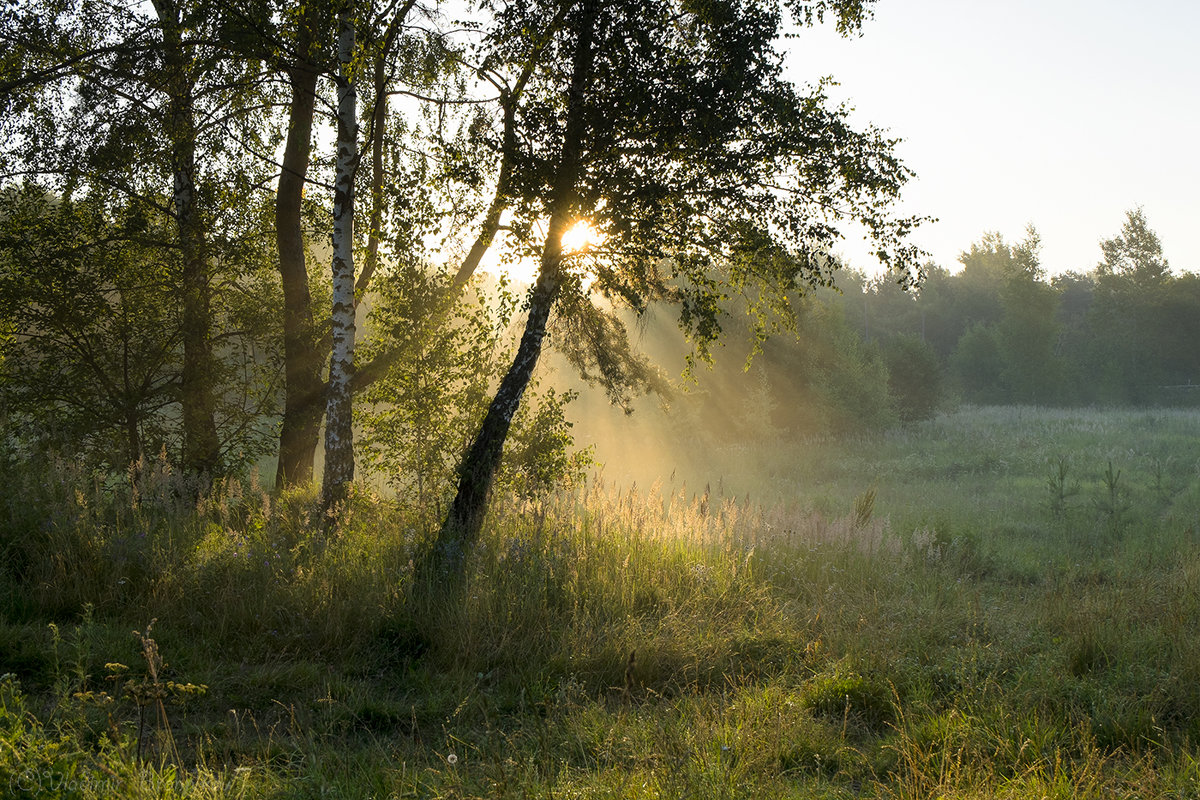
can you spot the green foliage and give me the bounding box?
[357,270,515,506]
[0,188,179,470]
[949,323,1004,402]
[755,295,897,436]
[802,660,894,731]
[0,186,279,476]
[499,387,593,498]
[2,0,1199,791]
[939,228,1063,405]
[838,212,1200,410]
[1078,210,1195,405]
[881,334,942,422]
[1045,456,1080,521]
[1,674,91,800]
[357,272,591,505]
[551,289,671,412]
[1093,460,1132,537]
[994,227,1064,403]
[818,336,895,434]
[460,0,923,457]
[1097,207,1170,288]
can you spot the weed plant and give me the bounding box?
[2,407,1200,797]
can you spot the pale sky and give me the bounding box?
[782,0,1200,276]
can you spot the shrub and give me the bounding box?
[882,334,943,422]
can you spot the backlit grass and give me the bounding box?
[3,406,1200,797]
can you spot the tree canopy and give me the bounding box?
[429,0,924,566]
[1,0,927,534]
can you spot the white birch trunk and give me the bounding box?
[322,8,358,509]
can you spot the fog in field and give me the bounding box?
[535,213,1200,508]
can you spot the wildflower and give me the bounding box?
[446,753,458,766]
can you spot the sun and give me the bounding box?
[561,220,604,254]
[478,219,606,286]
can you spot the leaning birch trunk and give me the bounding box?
[422,0,598,580]
[275,19,324,490]
[431,214,569,570]
[321,9,358,511]
[152,0,220,480]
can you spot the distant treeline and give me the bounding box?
[639,208,1200,443]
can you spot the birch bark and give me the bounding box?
[321,8,359,509]
[430,0,599,571]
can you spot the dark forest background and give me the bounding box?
[649,208,1200,446]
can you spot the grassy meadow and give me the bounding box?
[4,406,1200,798]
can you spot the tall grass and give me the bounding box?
[2,406,1200,797]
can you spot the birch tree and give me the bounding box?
[320,5,359,509]
[426,0,925,574]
